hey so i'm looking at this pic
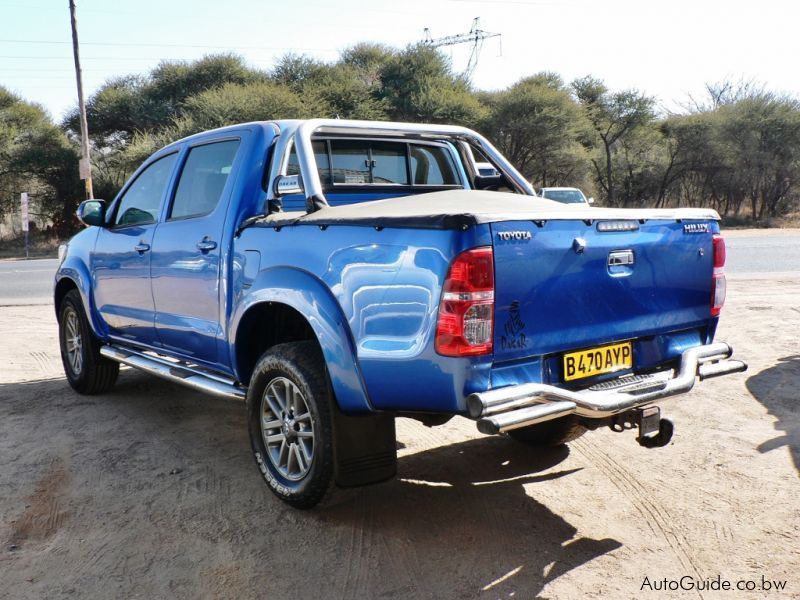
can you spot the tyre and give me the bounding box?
[58,289,119,394]
[246,341,334,509]
[507,415,587,447]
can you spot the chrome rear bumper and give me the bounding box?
[468,342,747,435]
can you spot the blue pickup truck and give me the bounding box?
[55,119,746,508]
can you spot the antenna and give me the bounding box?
[420,18,501,80]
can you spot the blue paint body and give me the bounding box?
[56,121,722,416]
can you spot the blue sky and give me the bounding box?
[2,0,799,121]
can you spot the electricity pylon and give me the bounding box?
[421,17,501,80]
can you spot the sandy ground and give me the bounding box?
[0,278,798,600]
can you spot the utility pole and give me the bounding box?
[21,192,29,259]
[69,0,93,199]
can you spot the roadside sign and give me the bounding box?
[20,192,29,232]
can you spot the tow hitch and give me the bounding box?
[610,406,674,448]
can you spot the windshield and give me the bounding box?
[541,189,586,204]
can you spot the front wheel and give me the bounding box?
[58,289,119,394]
[246,342,334,509]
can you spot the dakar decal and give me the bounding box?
[501,301,528,350]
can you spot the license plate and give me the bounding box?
[563,341,633,382]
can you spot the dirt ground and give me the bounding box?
[0,277,798,600]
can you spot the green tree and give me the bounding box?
[65,54,267,144]
[718,94,800,220]
[271,54,327,92]
[481,73,591,188]
[572,76,655,205]
[298,63,389,120]
[378,45,486,125]
[340,43,394,88]
[0,87,81,236]
[182,81,318,131]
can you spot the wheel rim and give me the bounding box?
[260,377,314,481]
[64,307,83,376]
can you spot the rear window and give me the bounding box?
[542,189,586,204]
[369,142,408,184]
[287,139,460,187]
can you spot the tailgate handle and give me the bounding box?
[608,250,634,266]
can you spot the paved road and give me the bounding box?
[0,258,59,305]
[725,233,800,274]
[0,232,797,305]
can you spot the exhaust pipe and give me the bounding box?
[477,400,576,435]
[468,341,747,435]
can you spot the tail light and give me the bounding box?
[711,234,726,316]
[435,247,494,356]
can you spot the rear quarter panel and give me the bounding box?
[233,222,493,413]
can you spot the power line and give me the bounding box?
[0,67,130,71]
[0,55,246,61]
[0,38,338,52]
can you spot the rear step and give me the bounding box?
[100,345,245,401]
[471,341,747,435]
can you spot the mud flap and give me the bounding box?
[331,407,397,488]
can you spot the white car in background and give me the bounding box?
[475,161,500,177]
[539,187,594,205]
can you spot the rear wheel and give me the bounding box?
[58,289,119,394]
[507,415,587,447]
[246,342,334,509]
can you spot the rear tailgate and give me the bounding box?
[491,219,715,364]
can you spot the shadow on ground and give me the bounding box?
[747,355,800,474]
[320,436,621,598]
[0,373,620,599]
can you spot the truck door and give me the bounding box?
[149,138,241,366]
[92,152,178,346]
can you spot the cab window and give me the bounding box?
[114,153,177,227]
[410,145,458,185]
[170,140,240,220]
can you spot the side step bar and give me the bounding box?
[100,345,246,401]
[469,342,747,435]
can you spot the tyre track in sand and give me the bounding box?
[572,437,707,600]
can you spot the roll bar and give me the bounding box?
[287,119,536,213]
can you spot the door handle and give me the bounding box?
[134,242,150,254]
[196,238,218,253]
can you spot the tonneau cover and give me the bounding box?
[260,190,720,230]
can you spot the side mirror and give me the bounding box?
[587,197,595,204]
[273,174,304,197]
[76,200,106,227]
[474,174,505,191]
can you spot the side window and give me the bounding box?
[329,140,371,184]
[170,140,240,220]
[114,153,178,227]
[280,139,461,190]
[410,145,458,185]
[370,142,408,184]
[287,140,331,184]
[329,140,409,185]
